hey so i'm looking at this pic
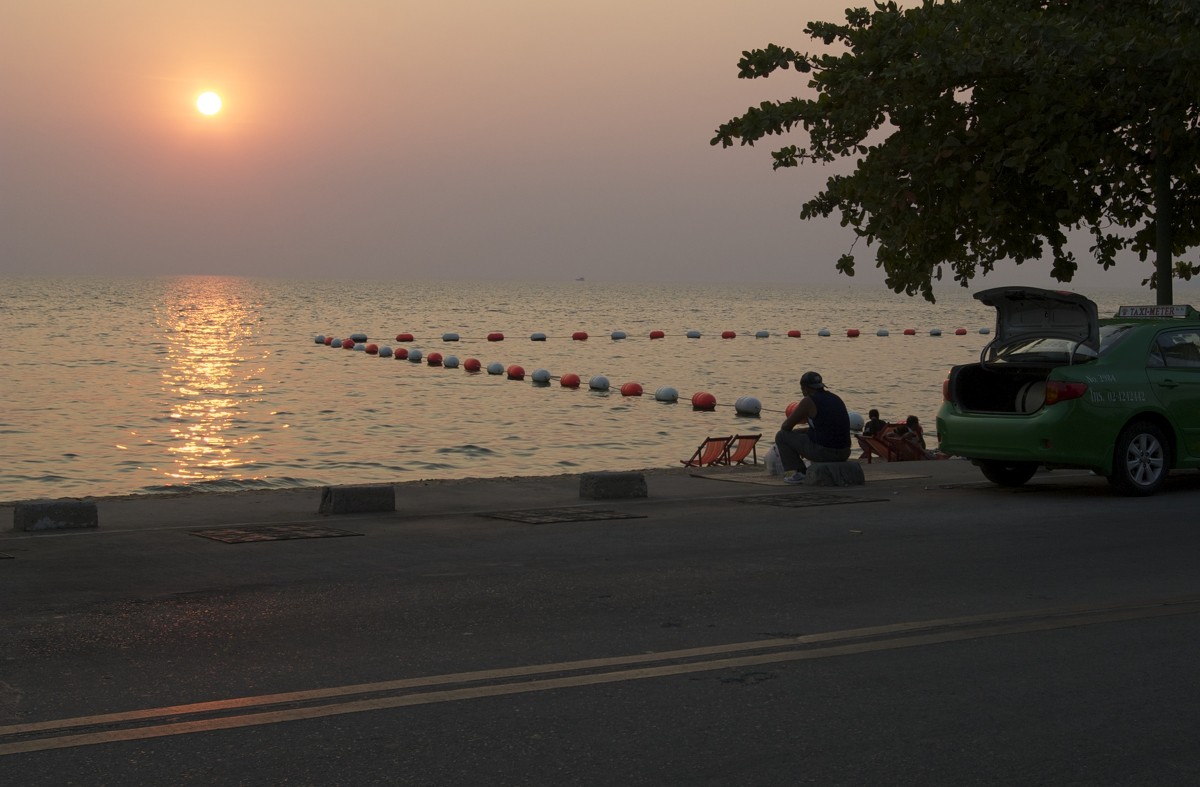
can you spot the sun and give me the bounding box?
[196,91,223,116]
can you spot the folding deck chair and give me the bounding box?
[857,424,942,463]
[856,425,900,464]
[681,436,732,467]
[724,434,761,466]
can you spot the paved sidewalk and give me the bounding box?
[1,460,987,536]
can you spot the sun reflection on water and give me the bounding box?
[156,277,265,484]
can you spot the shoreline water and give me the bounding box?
[4,276,1194,503]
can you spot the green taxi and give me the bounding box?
[936,286,1200,496]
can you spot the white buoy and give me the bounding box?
[654,386,678,403]
[530,332,547,341]
[354,343,366,351]
[350,332,368,343]
[611,330,627,340]
[876,328,889,337]
[980,327,991,334]
[442,332,460,342]
[755,330,769,338]
[686,330,701,339]
[589,375,610,391]
[443,355,460,368]
[930,328,943,336]
[848,411,865,432]
[378,346,393,358]
[315,335,326,344]
[817,328,831,337]
[408,348,423,362]
[532,368,551,383]
[487,362,504,375]
[734,396,762,416]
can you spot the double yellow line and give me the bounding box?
[4,596,1199,756]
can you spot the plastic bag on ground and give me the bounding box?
[765,444,784,476]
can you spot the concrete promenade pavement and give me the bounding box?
[4,459,962,534]
[5,459,1200,784]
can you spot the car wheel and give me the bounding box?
[978,460,1039,487]
[1108,420,1169,496]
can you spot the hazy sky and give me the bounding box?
[0,1,1175,292]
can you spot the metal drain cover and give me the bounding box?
[734,492,888,508]
[483,508,647,525]
[190,524,364,543]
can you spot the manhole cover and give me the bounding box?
[482,508,647,525]
[190,525,364,543]
[734,492,888,508]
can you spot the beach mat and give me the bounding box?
[689,469,928,486]
[191,525,364,543]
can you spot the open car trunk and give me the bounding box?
[945,287,1100,414]
[946,364,1052,414]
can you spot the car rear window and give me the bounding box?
[991,323,1135,364]
[1098,323,1137,354]
[993,336,1099,363]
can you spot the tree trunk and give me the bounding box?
[1154,147,1174,306]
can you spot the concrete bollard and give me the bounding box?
[579,471,648,500]
[803,462,866,487]
[13,500,99,531]
[318,485,396,514]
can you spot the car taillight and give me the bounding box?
[1044,380,1087,405]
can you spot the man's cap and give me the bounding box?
[800,371,825,390]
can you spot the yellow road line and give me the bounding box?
[3,596,1198,756]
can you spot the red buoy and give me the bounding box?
[394,347,409,360]
[365,343,379,355]
[787,329,801,338]
[487,332,504,342]
[691,391,717,411]
[396,333,414,342]
[341,338,355,349]
[560,373,581,388]
[463,357,481,372]
[721,330,736,339]
[785,401,800,417]
[955,327,968,335]
[620,382,643,397]
[572,331,588,341]
[324,336,334,345]
[506,364,525,380]
[903,328,916,336]
[427,351,444,366]
[846,329,861,338]
[649,330,665,339]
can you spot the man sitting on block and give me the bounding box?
[775,370,852,485]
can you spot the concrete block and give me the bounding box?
[803,461,866,487]
[579,471,647,500]
[13,500,99,531]
[319,484,395,514]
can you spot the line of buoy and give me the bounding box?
[316,327,993,346]
[315,327,991,357]
[311,339,812,420]
[310,331,962,431]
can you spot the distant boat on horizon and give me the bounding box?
[575,276,585,281]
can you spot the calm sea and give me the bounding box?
[0,276,1177,502]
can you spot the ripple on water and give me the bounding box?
[2,276,1169,501]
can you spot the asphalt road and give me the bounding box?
[4,463,1200,785]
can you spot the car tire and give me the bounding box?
[1108,420,1169,496]
[978,460,1039,487]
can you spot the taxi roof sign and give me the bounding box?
[1116,305,1199,319]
